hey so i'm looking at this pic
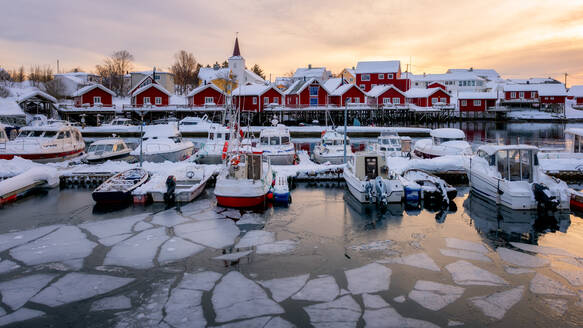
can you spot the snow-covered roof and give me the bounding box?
[17,90,57,103]
[410,72,485,82]
[430,128,465,139]
[507,78,558,84]
[232,83,281,96]
[536,84,567,96]
[322,78,344,93]
[568,85,583,97]
[565,128,583,137]
[131,83,171,97]
[447,69,499,79]
[404,87,445,98]
[245,69,267,83]
[72,84,116,97]
[143,124,180,137]
[131,70,172,75]
[293,67,327,80]
[198,67,230,83]
[366,85,406,98]
[478,144,538,156]
[457,91,498,100]
[283,80,303,95]
[330,84,364,96]
[54,72,98,78]
[503,84,539,92]
[355,61,400,74]
[186,83,225,97]
[0,98,24,116]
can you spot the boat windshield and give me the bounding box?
[89,144,114,152]
[19,130,46,138]
[434,137,464,145]
[43,131,57,138]
[282,136,290,144]
[260,137,269,145]
[496,149,533,182]
[270,137,280,145]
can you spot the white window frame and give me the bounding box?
[431,97,438,104]
[511,92,516,99]
[273,97,279,104]
[440,97,447,103]
[352,97,360,103]
[360,84,365,89]
[143,97,151,104]
[204,96,214,104]
[519,92,525,98]
[550,96,554,100]
[378,73,384,79]
[93,96,101,104]
[253,97,257,105]
[474,100,481,106]
[155,97,162,105]
[531,91,536,98]
[383,98,391,105]
[264,97,269,104]
[393,97,400,104]
[361,74,370,81]
[461,100,467,106]
[388,73,394,79]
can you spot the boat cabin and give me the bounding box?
[259,125,291,146]
[179,115,209,127]
[564,128,583,153]
[18,125,83,142]
[106,118,133,127]
[87,139,129,155]
[229,153,266,180]
[378,131,402,152]
[322,131,350,146]
[430,128,466,145]
[350,152,389,180]
[207,124,230,142]
[476,145,538,183]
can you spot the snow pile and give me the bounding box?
[387,155,467,175]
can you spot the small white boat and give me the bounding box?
[402,169,457,203]
[0,122,85,163]
[193,124,231,164]
[149,166,211,203]
[255,124,296,165]
[413,128,472,159]
[131,124,194,163]
[178,115,213,132]
[102,117,134,128]
[85,139,132,163]
[367,129,411,158]
[469,144,570,210]
[92,168,149,204]
[312,130,354,164]
[344,152,404,205]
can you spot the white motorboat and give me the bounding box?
[344,151,404,205]
[413,128,472,158]
[149,166,211,203]
[469,144,569,210]
[85,138,133,163]
[312,130,354,164]
[102,117,134,128]
[402,169,457,203]
[192,124,231,164]
[255,124,296,165]
[178,115,213,132]
[92,168,149,204]
[367,129,412,158]
[0,122,85,163]
[130,124,194,163]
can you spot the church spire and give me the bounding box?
[232,36,241,57]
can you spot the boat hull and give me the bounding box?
[136,147,193,163]
[92,191,133,204]
[313,152,351,165]
[216,194,266,208]
[264,153,295,165]
[344,170,403,204]
[194,153,223,164]
[0,148,84,163]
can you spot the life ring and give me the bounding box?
[230,155,240,166]
[221,141,229,160]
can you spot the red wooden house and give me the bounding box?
[187,83,225,106]
[404,88,450,107]
[355,60,410,92]
[457,92,498,112]
[284,78,330,107]
[131,83,171,107]
[366,85,406,106]
[427,82,447,90]
[329,84,367,106]
[537,84,567,105]
[568,85,583,106]
[503,84,538,103]
[232,84,283,112]
[73,84,115,107]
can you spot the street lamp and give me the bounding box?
[135,109,149,167]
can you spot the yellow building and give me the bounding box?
[340,68,356,84]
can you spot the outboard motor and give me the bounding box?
[532,183,559,211]
[374,176,389,207]
[164,175,176,204]
[364,181,373,202]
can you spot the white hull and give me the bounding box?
[175,175,212,203]
[313,151,352,165]
[344,169,403,204]
[264,152,295,165]
[136,146,194,163]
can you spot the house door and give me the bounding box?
[365,157,378,179]
[247,154,262,180]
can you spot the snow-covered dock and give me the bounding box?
[538,152,583,183]
[387,155,468,184]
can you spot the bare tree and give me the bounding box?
[170,50,198,95]
[251,64,266,80]
[96,50,133,96]
[221,60,229,68]
[45,79,66,99]
[284,70,295,78]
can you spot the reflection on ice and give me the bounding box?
[408,280,465,311]
[90,295,132,312]
[529,273,576,296]
[292,275,339,302]
[445,260,508,286]
[235,230,275,248]
[497,247,549,268]
[379,252,440,272]
[345,263,391,294]
[469,286,524,320]
[258,274,309,302]
[439,248,492,262]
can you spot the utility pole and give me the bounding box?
[565,73,568,88]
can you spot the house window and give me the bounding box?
[458,81,463,87]
[287,98,290,104]
[431,97,438,104]
[264,97,269,104]
[379,74,384,79]
[519,92,524,98]
[273,97,279,104]
[205,97,214,104]
[309,86,319,96]
[353,97,360,103]
[474,100,481,106]
[440,97,447,103]
[361,74,370,81]
[388,74,393,79]
[154,75,160,80]
[531,92,536,98]
[372,84,376,88]
[393,98,400,104]
[461,100,467,106]
[383,98,391,104]
[345,97,351,104]
[511,92,516,99]
[143,97,150,104]
[360,84,365,89]
[93,96,101,104]
[253,97,257,104]
[551,97,554,100]
[155,97,162,105]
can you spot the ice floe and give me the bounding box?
[212,271,284,322]
[163,288,205,327]
[379,252,440,272]
[363,293,390,309]
[292,275,339,302]
[180,199,213,216]
[0,274,56,310]
[497,248,549,268]
[349,240,394,251]
[104,227,168,269]
[510,242,574,257]
[264,317,295,328]
[100,233,132,247]
[151,209,189,227]
[90,295,132,312]
[80,214,148,239]
[393,295,406,303]
[174,219,240,249]
[448,320,464,326]
[179,271,222,291]
[440,249,491,262]
[256,240,297,254]
[0,259,20,274]
[408,280,465,311]
[237,213,266,225]
[445,238,489,254]
[113,279,173,328]
[550,262,583,286]
[31,272,134,307]
[345,263,391,294]
[0,308,45,326]
[185,209,224,221]
[529,273,576,296]
[445,261,508,286]
[304,295,361,328]
[158,237,205,264]
[235,230,275,248]
[10,226,96,266]
[213,250,252,261]
[469,286,524,320]
[258,274,309,303]
[504,266,535,275]
[542,298,568,315]
[362,297,439,328]
[133,221,153,232]
[213,316,271,328]
[0,225,59,252]
[222,209,242,219]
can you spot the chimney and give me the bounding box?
[308,64,312,69]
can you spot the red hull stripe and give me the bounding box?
[570,198,583,212]
[216,195,266,208]
[0,148,83,160]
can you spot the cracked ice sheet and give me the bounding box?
[180,198,213,216]
[151,209,190,227]
[510,242,574,257]
[0,259,20,274]
[10,226,96,266]
[90,295,132,312]
[237,213,266,225]
[550,262,583,286]
[505,266,535,275]
[0,274,56,310]
[31,272,134,307]
[304,295,361,328]
[497,248,549,268]
[158,237,205,264]
[0,308,45,326]
[235,230,275,248]
[292,275,339,302]
[469,286,524,320]
[174,219,239,249]
[345,263,391,294]
[408,280,465,311]
[363,294,390,309]
[213,250,252,261]
[133,221,153,232]
[104,227,168,269]
[440,249,492,262]
[164,288,205,328]
[256,240,297,254]
[179,271,222,291]
[100,233,132,247]
[114,279,174,328]
[529,273,576,296]
[80,214,148,239]
[221,209,242,219]
[362,298,438,328]
[259,274,309,302]
[378,252,440,272]
[445,238,489,254]
[0,225,59,253]
[212,271,284,323]
[445,260,508,286]
[543,298,568,315]
[349,240,394,251]
[213,317,271,328]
